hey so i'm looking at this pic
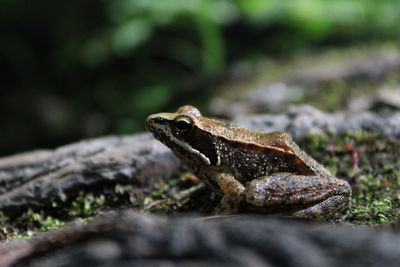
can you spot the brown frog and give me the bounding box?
[145,105,351,220]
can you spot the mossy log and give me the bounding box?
[0,108,399,218]
[1,212,399,266]
[0,134,180,217]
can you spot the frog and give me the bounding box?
[145,105,352,220]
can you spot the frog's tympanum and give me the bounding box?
[145,105,351,220]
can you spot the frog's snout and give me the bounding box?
[144,116,152,131]
[145,115,162,130]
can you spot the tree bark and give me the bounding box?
[1,212,399,267]
[0,133,180,217]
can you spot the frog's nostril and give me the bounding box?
[145,116,165,127]
[153,117,165,124]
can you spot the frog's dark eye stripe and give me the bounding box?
[174,116,193,133]
[154,123,211,165]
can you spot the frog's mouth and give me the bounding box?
[145,115,212,166]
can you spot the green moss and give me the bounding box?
[141,175,205,214]
[6,209,66,240]
[312,81,347,112]
[2,130,399,240]
[299,131,400,224]
[351,197,399,224]
[142,130,400,224]
[1,191,112,240]
[66,191,106,217]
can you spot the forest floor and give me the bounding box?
[0,43,399,266]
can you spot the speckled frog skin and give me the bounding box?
[145,105,351,220]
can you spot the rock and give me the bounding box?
[373,87,400,110]
[0,133,180,217]
[209,46,400,117]
[1,106,399,217]
[209,83,303,117]
[0,212,399,267]
[234,105,400,138]
[346,87,400,112]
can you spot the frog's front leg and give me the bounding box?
[245,173,351,220]
[212,173,245,215]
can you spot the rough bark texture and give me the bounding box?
[0,109,399,267]
[234,105,400,138]
[209,47,400,117]
[0,107,399,217]
[0,133,180,217]
[0,211,399,267]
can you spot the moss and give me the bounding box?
[141,174,213,214]
[0,191,113,240]
[298,131,400,224]
[351,196,399,224]
[311,81,348,112]
[2,130,399,240]
[4,209,67,240]
[66,191,106,217]
[138,130,400,224]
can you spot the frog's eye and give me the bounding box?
[174,116,193,134]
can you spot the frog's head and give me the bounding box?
[145,105,222,166]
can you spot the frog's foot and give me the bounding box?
[245,172,351,220]
[291,195,349,220]
[337,195,352,221]
[212,173,245,215]
[212,194,244,215]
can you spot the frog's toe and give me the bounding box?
[291,195,349,220]
[212,194,244,215]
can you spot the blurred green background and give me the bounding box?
[1,0,400,156]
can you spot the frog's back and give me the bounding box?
[213,127,330,180]
[196,117,330,178]
[245,130,331,177]
[237,130,298,154]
